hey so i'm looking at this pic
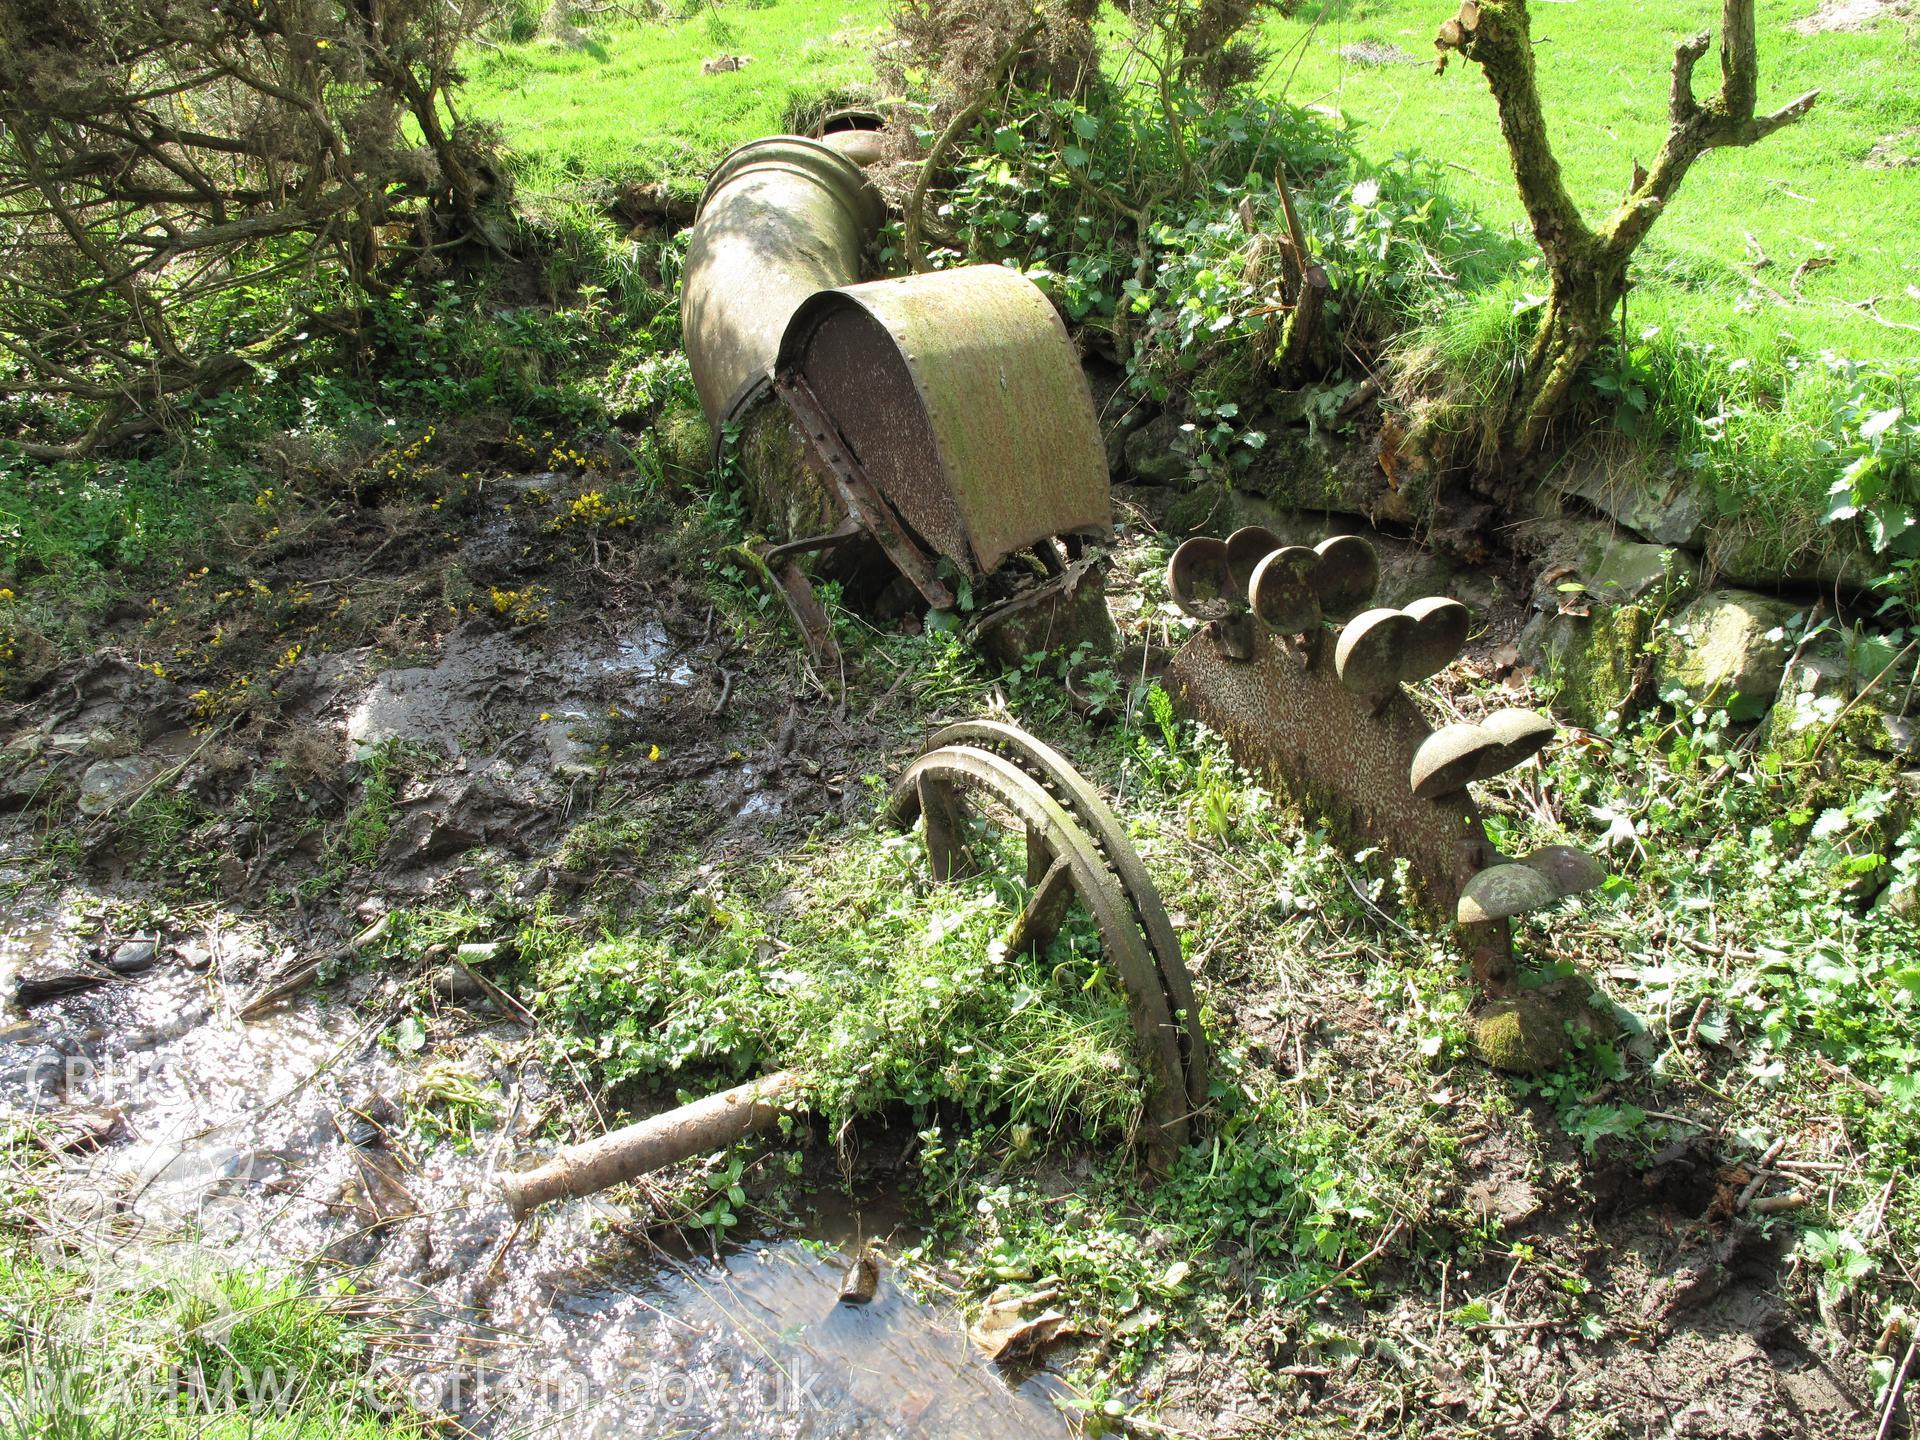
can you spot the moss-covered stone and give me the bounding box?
[1470,981,1610,1074]
[1521,602,1653,728]
[1122,412,1190,485]
[1764,649,1917,763]
[1575,535,1692,605]
[1658,589,1804,722]
[1710,527,1878,593]
[1238,424,1394,519]
[973,558,1119,667]
[1514,526,1697,728]
[735,401,836,543]
[1163,484,1231,537]
[655,397,714,478]
[1549,440,1709,547]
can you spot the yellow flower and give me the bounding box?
[647,744,662,762]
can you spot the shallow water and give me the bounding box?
[344,620,697,762]
[0,876,1072,1437]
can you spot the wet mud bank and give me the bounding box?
[0,465,1078,1434]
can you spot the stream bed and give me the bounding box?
[0,872,1074,1437]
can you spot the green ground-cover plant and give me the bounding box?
[521,826,1150,1143]
[924,78,1508,352]
[1494,691,1920,1288]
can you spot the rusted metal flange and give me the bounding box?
[885,743,1200,1163]
[1165,530,1519,991]
[1167,528,1617,999]
[1170,626,1507,963]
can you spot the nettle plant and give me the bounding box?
[1821,369,1919,602]
[921,73,1492,430]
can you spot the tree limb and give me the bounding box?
[1669,31,1710,126]
[903,21,1041,273]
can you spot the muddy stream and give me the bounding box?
[0,866,1075,1436]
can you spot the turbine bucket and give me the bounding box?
[1248,546,1322,636]
[1515,844,1607,898]
[1457,843,1609,925]
[1168,536,1235,620]
[1167,526,1616,1006]
[1473,709,1557,780]
[1399,596,1471,682]
[1225,525,1284,601]
[1309,534,1380,618]
[1409,708,1555,798]
[1334,607,1416,708]
[1458,863,1562,924]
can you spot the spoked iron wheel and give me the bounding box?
[886,728,1208,1163]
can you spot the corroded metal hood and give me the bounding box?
[775,265,1111,575]
[681,136,885,427]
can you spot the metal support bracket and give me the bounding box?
[773,370,955,610]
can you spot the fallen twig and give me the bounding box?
[1738,1137,1788,1210]
[1302,1218,1408,1302]
[1880,1337,1916,1440]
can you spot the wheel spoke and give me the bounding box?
[1001,855,1074,958]
[1024,822,1054,888]
[918,774,976,882]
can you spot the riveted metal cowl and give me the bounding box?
[776,266,1111,575]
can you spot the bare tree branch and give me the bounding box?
[0,0,501,451]
[1437,0,1817,459]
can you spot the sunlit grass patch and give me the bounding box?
[461,2,887,199]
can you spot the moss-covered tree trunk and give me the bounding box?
[1443,0,1818,459]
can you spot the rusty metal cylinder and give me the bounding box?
[815,107,890,168]
[681,136,885,427]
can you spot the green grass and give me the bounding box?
[0,1237,419,1438]
[519,810,1151,1145]
[461,1,888,199]
[462,0,1918,359]
[1266,0,1920,361]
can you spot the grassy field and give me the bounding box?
[1265,0,1920,361]
[462,1,886,199]
[467,0,1919,363]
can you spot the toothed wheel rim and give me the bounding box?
[886,738,1204,1161]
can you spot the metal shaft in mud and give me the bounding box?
[1165,528,1609,994]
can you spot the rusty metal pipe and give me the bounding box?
[681,137,884,428]
[498,1069,803,1218]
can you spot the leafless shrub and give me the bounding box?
[0,0,502,456]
